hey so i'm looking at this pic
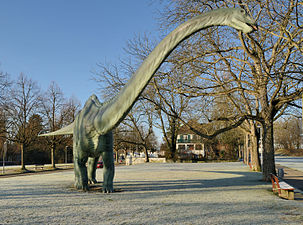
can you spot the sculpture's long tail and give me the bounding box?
[38,122,74,136]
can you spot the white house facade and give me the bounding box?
[176,133,205,158]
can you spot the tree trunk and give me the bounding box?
[238,144,242,160]
[168,117,178,161]
[20,143,26,171]
[51,142,56,169]
[243,137,246,164]
[250,125,261,172]
[244,133,249,165]
[144,146,150,163]
[115,149,119,163]
[262,120,276,181]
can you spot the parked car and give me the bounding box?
[97,161,103,168]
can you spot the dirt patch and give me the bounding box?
[276,149,303,156]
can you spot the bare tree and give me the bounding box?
[53,96,81,163]
[4,73,41,170]
[95,60,158,162]
[121,102,156,162]
[61,96,81,126]
[274,116,302,151]
[40,83,81,167]
[0,71,11,105]
[120,16,255,163]
[24,114,47,164]
[124,34,195,161]
[0,70,11,160]
[156,0,303,181]
[149,76,191,161]
[40,81,65,168]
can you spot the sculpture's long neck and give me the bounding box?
[96,10,227,134]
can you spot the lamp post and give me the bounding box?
[256,124,263,166]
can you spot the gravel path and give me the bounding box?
[1,162,303,225]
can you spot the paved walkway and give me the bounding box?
[274,156,303,200]
[1,162,303,224]
[0,163,74,176]
[275,156,303,172]
[276,165,303,194]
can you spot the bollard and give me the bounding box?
[278,168,284,178]
[126,155,132,165]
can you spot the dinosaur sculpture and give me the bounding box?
[40,8,257,192]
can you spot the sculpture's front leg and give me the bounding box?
[99,131,115,193]
[102,150,115,193]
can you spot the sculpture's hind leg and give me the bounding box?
[88,157,98,184]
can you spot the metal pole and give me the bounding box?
[65,146,68,164]
[2,141,7,174]
[2,145,4,174]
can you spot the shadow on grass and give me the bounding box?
[0,167,73,178]
[1,169,267,200]
[84,170,266,195]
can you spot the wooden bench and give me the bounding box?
[270,173,294,200]
[34,164,44,170]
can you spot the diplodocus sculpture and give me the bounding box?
[40,8,257,192]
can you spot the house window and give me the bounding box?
[195,144,202,150]
[178,145,185,150]
[188,144,194,150]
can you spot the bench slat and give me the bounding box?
[270,173,295,200]
[279,181,294,190]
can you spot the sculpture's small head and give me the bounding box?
[226,8,258,34]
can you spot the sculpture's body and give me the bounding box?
[40,8,256,192]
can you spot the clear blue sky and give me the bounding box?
[0,0,162,105]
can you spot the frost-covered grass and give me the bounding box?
[1,162,303,225]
